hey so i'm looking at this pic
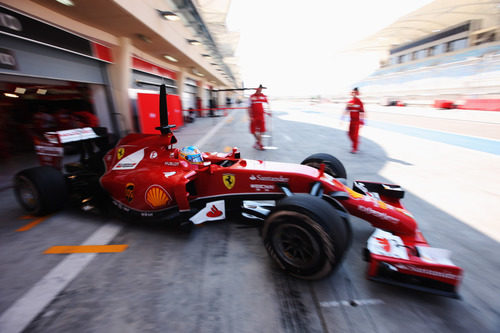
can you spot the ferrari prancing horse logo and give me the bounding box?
[117,147,125,160]
[223,174,235,190]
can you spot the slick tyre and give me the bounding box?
[301,153,347,179]
[262,194,349,280]
[14,166,68,216]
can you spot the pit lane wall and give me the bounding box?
[435,99,500,111]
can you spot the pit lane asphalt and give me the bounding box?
[0,103,499,332]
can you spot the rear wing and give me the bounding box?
[45,127,99,144]
[34,127,108,169]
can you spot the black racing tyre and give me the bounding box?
[301,153,347,179]
[262,194,349,280]
[14,166,68,216]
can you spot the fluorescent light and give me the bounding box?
[187,39,201,46]
[163,55,178,62]
[14,87,26,94]
[56,0,74,6]
[4,93,19,98]
[159,11,179,21]
[37,89,47,95]
[192,68,204,77]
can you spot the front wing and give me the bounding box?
[365,229,462,298]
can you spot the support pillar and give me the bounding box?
[108,37,133,135]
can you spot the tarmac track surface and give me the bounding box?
[0,102,499,332]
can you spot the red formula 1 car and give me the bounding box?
[14,85,463,298]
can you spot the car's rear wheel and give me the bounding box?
[14,166,68,215]
[262,194,349,280]
[301,153,347,179]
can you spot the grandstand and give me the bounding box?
[352,0,500,109]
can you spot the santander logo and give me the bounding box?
[376,237,391,252]
[206,205,223,218]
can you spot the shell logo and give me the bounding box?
[145,185,171,208]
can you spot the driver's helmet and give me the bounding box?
[179,146,204,164]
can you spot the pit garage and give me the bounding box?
[0,5,115,160]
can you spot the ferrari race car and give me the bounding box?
[14,85,463,298]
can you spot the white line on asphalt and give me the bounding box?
[320,298,385,308]
[0,115,229,333]
[0,223,122,333]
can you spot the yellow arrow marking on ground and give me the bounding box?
[17,216,50,232]
[44,245,128,254]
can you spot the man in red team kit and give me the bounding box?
[249,84,270,150]
[343,87,365,153]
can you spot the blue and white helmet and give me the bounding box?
[179,146,203,164]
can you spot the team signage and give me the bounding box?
[0,5,111,62]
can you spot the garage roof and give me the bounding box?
[24,0,240,87]
[348,0,500,53]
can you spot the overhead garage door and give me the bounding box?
[0,34,106,84]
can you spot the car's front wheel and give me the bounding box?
[301,153,347,179]
[262,194,349,280]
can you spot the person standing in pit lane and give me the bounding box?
[248,84,270,150]
[342,87,365,153]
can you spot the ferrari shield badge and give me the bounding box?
[117,147,125,160]
[223,174,235,190]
